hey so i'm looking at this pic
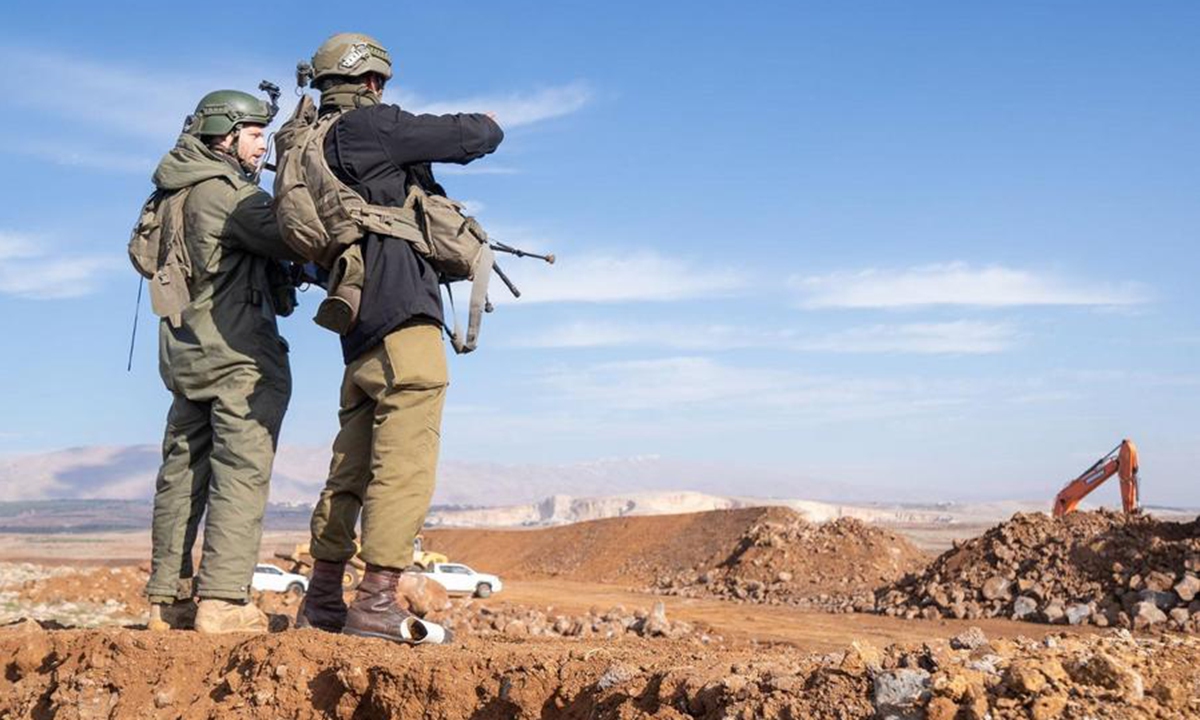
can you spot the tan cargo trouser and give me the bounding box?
[309,322,448,569]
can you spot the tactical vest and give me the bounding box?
[127,187,195,327]
[273,95,494,354]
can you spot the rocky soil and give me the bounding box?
[430,599,720,643]
[876,510,1200,632]
[0,563,144,629]
[648,514,927,612]
[3,560,717,647]
[1,619,1196,719]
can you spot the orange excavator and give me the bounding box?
[1052,439,1139,517]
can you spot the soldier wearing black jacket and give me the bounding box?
[297,33,503,645]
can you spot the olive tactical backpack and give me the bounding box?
[127,187,195,327]
[272,94,495,353]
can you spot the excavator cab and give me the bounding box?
[1052,439,1139,517]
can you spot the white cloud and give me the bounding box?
[492,251,747,305]
[517,321,752,350]
[401,81,592,128]
[4,141,156,175]
[1006,391,1080,404]
[794,321,1018,354]
[0,47,205,140]
[438,165,521,176]
[459,200,487,216]
[0,45,590,173]
[543,357,782,410]
[537,355,1176,429]
[517,320,1017,354]
[0,231,121,300]
[539,356,959,417]
[792,262,1148,309]
[0,232,39,262]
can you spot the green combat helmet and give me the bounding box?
[297,33,393,88]
[186,89,278,137]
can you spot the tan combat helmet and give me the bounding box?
[300,33,393,88]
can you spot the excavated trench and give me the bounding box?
[0,626,872,720]
[3,621,1200,719]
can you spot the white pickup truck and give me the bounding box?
[251,564,309,595]
[422,563,503,598]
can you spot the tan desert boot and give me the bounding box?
[148,599,197,632]
[194,599,269,634]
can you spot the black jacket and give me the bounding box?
[323,104,504,363]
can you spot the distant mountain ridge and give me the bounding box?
[0,444,838,507]
[0,499,313,533]
[1,492,1192,535]
[0,492,1022,534]
[5,446,1193,525]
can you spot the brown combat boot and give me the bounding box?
[296,559,348,633]
[343,565,453,645]
[147,599,197,631]
[194,598,268,634]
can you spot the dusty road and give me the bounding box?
[0,529,1091,651]
[493,577,1093,651]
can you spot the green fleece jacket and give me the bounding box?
[152,133,301,395]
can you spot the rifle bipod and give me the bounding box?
[487,241,556,306]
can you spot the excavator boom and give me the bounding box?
[1052,439,1139,517]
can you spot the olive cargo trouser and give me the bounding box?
[309,322,448,570]
[146,369,290,602]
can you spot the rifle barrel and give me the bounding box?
[490,242,555,264]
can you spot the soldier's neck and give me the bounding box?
[320,84,382,113]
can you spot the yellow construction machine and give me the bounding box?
[275,534,448,589]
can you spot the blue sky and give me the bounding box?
[0,1,1198,505]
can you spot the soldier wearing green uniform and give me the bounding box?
[144,90,301,633]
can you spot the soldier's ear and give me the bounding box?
[365,72,386,94]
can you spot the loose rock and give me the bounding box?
[874,510,1200,631]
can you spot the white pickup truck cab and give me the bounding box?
[251,563,309,595]
[422,563,503,598]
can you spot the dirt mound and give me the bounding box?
[425,507,776,583]
[649,514,927,611]
[426,507,926,608]
[2,621,1197,718]
[19,564,149,613]
[0,563,146,628]
[876,510,1200,631]
[5,562,311,628]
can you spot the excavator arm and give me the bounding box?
[1052,439,1139,517]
